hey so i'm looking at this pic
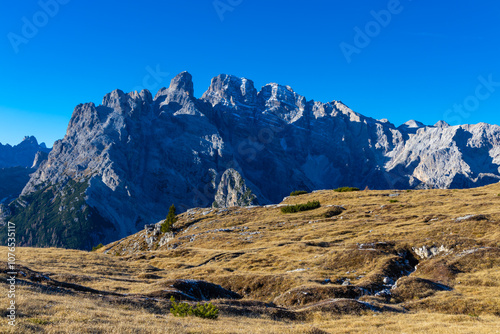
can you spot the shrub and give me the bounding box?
[389,199,399,203]
[170,297,219,319]
[161,204,178,233]
[170,296,192,317]
[91,243,104,252]
[281,201,320,214]
[290,190,308,196]
[334,187,360,192]
[192,302,219,319]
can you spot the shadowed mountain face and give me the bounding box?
[0,136,50,204]
[0,136,50,169]
[3,72,500,249]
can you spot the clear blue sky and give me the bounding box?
[1,0,499,147]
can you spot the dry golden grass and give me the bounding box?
[0,283,499,334]
[1,185,500,333]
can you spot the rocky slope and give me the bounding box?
[4,72,500,249]
[0,136,50,204]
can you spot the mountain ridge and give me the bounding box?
[3,71,500,249]
[0,136,50,205]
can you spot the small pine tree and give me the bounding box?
[91,243,104,252]
[161,204,178,233]
[192,302,219,319]
[170,296,192,317]
[169,296,219,319]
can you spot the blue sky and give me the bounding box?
[1,0,499,147]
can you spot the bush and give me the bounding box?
[91,243,104,252]
[192,302,219,319]
[389,199,399,203]
[334,187,360,192]
[290,190,308,196]
[161,204,178,233]
[281,201,320,214]
[170,297,192,317]
[170,297,219,319]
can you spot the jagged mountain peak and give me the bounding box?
[202,73,257,109]
[400,119,426,129]
[257,82,306,123]
[102,88,153,108]
[128,89,153,103]
[258,82,304,99]
[169,71,194,96]
[21,135,39,145]
[0,136,51,204]
[434,120,450,128]
[0,136,50,168]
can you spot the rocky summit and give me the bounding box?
[3,72,500,249]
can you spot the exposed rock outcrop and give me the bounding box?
[213,169,258,208]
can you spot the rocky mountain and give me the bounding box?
[0,136,49,168]
[3,72,500,249]
[0,136,50,204]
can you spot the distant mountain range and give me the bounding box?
[0,136,50,204]
[2,72,500,249]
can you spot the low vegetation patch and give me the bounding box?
[334,187,360,192]
[290,190,308,196]
[170,296,219,319]
[26,318,50,325]
[281,201,320,214]
[91,243,104,252]
[192,302,219,319]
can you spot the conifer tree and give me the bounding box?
[161,204,177,233]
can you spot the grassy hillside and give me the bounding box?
[1,185,499,333]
